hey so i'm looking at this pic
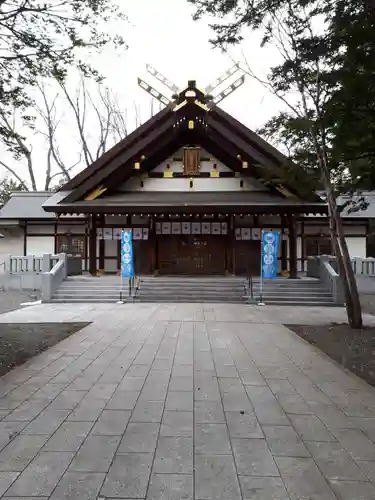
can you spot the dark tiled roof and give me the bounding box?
[0,192,55,219]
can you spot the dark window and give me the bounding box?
[305,236,332,257]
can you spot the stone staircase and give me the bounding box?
[49,276,136,303]
[49,275,245,303]
[246,277,338,306]
[136,276,245,303]
[48,275,339,306]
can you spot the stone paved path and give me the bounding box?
[0,303,375,499]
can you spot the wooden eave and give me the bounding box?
[44,191,328,215]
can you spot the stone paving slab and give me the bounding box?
[0,303,375,498]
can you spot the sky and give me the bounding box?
[98,0,282,129]
[0,0,285,189]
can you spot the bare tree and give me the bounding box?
[0,74,159,191]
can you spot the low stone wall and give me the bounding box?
[1,254,60,291]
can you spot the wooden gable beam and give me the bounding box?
[103,134,187,194]
[211,106,288,166]
[199,133,285,197]
[207,116,281,173]
[211,106,321,202]
[62,106,171,191]
[62,115,176,204]
[85,186,107,201]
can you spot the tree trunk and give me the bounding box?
[325,186,363,328]
[334,210,363,328]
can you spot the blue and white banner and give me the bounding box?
[121,230,134,279]
[261,231,280,280]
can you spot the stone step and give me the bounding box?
[245,293,333,301]
[255,300,340,306]
[250,293,332,298]
[58,286,243,293]
[49,297,243,304]
[250,286,330,293]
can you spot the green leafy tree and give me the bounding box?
[326,0,375,189]
[0,176,26,208]
[188,0,374,328]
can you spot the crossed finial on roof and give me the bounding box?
[137,63,245,109]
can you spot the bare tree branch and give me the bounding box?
[0,107,36,189]
[0,159,28,189]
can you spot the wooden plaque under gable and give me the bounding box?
[183,148,200,175]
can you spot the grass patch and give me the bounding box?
[0,322,90,376]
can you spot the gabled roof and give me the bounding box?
[43,80,325,214]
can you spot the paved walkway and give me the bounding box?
[0,303,375,499]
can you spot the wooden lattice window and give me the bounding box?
[58,235,85,256]
[183,147,200,175]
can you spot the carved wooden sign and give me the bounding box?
[183,148,200,176]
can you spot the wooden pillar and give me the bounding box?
[281,215,288,271]
[288,214,298,278]
[89,214,97,276]
[84,217,89,273]
[54,221,58,254]
[231,215,236,275]
[98,215,105,273]
[23,221,27,255]
[151,216,158,275]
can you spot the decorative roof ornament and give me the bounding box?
[204,64,240,94]
[145,64,180,94]
[137,63,246,110]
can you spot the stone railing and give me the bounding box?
[324,255,375,277]
[41,254,67,302]
[307,255,344,304]
[1,253,62,291]
[351,257,375,277]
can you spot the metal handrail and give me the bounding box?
[248,276,254,300]
[133,277,141,301]
[243,275,254,301]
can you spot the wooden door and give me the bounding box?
[234,240,261,276]
[158,235,225,274]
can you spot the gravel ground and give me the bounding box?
[0,290,40,315]
[0,323,89,376]
[288,323,375,387]
[360,294,375,316]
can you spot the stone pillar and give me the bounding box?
[288,214,298,278]
[89,214,97,276]
[42,253,51,273]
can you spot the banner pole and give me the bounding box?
[117,230,125,304]
[258,230,265,306]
